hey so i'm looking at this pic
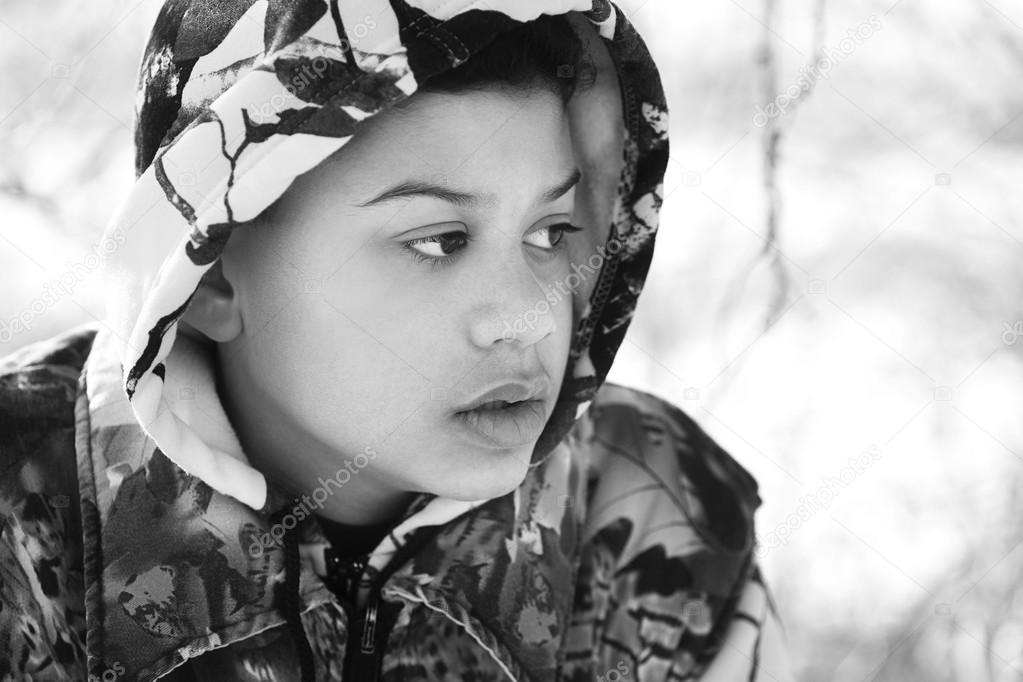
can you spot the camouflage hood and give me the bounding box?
[93,0,667,515]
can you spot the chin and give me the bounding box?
[425,447,533,501]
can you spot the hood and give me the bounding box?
[94,0,667,516]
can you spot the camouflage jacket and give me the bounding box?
[0,322,792,681]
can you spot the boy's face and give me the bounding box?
[214,85,579,521]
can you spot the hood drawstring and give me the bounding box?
[270,504,317,682]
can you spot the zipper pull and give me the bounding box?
[360,591,379,654]
[346,555,366,606]
[323,547,368,605]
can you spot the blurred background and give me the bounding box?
[1,0,1020,679]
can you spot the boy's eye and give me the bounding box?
[404,231,469,260]
[401,222,583,267]
[524,222,583,250]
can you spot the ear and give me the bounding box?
[180,259,243,343]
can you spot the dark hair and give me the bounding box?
[417,14,597,104]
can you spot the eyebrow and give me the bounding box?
[355,167,582,209]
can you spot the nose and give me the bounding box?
[467,251,557,349]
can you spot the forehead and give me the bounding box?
[289,87,575,209]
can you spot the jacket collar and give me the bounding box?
[75,325,584,680]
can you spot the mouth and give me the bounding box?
[452,398,548,449]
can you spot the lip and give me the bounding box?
[452,398,549,449]
[452,377,552,449]
[453,378,551,413]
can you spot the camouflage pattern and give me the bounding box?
[0,324,792,681]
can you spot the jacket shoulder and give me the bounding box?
[0,321,100,448]
[581,380,762,550]
[585,382,761,515]
[0,322,97,679]
[561,381,766,678]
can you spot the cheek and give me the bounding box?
[324,252,459,379]
[253,305,434,452]
[295,294,442,437]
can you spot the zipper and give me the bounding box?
[346,590,382,682]
[324,548,379,679]
[360,594,379,653]
[323,524,443,681]
[322,550,394,681]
